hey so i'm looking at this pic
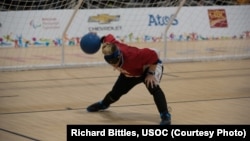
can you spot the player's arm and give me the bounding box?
[147,64,157,75]
[145,63,158,88]
[142,48,159,72]
[143,49,160,88]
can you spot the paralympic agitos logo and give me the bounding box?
[148,14,178,26]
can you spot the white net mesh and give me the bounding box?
[0,0,77,10]
[0,0,249,71]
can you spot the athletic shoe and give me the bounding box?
[87,101,109,112]
[160,112,171,125]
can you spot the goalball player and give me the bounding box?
[87,34,171,125]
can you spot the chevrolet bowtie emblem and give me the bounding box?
[88,14,120,24]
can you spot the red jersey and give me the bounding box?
[103,34,159,77]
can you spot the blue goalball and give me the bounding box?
[80,32,101,54]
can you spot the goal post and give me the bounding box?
[0,0,249,71]
[163,0,186,61]
[61,0,84,66]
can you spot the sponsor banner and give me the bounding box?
[0,6,249,47]
[208,9,228,28]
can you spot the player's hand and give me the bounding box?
[145,74,157,88]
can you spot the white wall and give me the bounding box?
[0,6,249,47]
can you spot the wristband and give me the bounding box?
[147,71,155,75]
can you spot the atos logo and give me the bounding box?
[148,14,178,26]
[88,14,120,24]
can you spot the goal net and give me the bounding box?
[0,0,249,71]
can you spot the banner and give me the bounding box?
[208,9,228,28]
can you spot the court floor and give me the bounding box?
[0,59,250,141]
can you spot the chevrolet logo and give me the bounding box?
[88,14,120,24]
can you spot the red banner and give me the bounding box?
[208,9,228,28]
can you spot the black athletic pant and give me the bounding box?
[101,67,169,114]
